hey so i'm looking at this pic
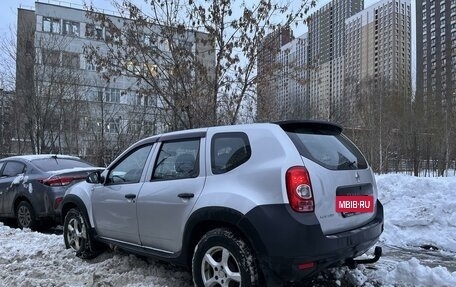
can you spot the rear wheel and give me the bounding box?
[63,208,100,259]
[192,228,258,287]
[16,201,37,230]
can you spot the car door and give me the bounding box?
[0,161,27,216]
[92,144,154,244]
[137,137,206,253]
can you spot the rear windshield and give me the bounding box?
[286,129,368,170]
[32,158,93,172]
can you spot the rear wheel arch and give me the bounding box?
[14,195,31,213]
[182,207,266,268]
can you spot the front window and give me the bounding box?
[107,145,153,184]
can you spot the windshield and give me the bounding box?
[286,129,368,170]
[32,158,93,172]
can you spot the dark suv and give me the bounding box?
[61,121,383,286]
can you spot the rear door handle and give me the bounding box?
[178,193,194,199]
[125,194,136,200]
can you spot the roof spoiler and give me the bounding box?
[273,120,343,134]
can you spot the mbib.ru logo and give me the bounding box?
[336,196,374,213]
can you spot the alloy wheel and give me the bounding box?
[66,217,87,251]
[17,205,32,228]
[201,246,241,287]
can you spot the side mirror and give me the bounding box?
[86,170,104,184]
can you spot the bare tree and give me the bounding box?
[344,76,413,173]
[84,0,317,130]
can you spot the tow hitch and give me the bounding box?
[345,246,382,269]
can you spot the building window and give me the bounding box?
[86,60,97,71]
[85,24,103,40]
[104,88,122,103]
[144,95,154,106]
[106,118,120,134]
[41,49,60,66]
[43,17,61,34]
[63,20,80,36]
[62,52,80,68]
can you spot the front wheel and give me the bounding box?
[192,228,258,287]
[63,208,100,259]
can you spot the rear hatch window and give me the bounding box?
[283,124,368,170]
[32,158,93,172]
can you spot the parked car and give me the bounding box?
[0,154,102,230]
[61,121,383,286]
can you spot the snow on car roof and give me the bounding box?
[2,154,81,161]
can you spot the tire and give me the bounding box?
[16,201,37,230]
[192,228,258,287]
[63,208,100,259]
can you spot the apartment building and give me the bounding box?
[276,34,310,119]
[257,26,293,121]
[416,0,456,115]
[16,1,213,164]
[307,0,364,121]
[344,0,412,125]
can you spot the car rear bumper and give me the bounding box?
[240,201,384,284]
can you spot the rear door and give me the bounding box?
[137,136,206,253]
[0,161,27,216]
[284,124,378,234]
[92,144,153,244]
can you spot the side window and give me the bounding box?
[1,162,26,178]
[211,132,251,174]
[152,139,200,180]
[0,162,4,177]
[107,144,153,184]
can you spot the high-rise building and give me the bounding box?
[257,26,293,121]
[416,0,456,115]
[308,0,364,121]
[344,0,412,124]
[16,1,213,163]
[276,34,310,119]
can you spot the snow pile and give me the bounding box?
[0,224,191,286]
[376,174,456,252]
[373,258,456,286]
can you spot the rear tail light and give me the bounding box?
[286,166,314,212]
[298,262,315,270]
[39,176,86,187]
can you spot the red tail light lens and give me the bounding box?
[39,176,85,187]
[286,166,314,212]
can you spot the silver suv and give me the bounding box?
[61,121,383,286]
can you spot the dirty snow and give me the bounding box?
[0,174,455,286]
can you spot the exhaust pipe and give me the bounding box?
[345,246,382,269]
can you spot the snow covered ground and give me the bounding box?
[0,174,455,286]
